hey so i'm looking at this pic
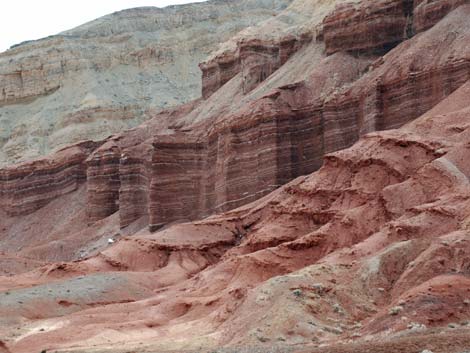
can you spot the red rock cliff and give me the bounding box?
[2,1,470,234]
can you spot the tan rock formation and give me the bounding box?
[0,0,292,165]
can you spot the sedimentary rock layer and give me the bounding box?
[200,34,311,99]
[323,0,470,55]
[0,0,292,165]
[85,142,122,223]
[118,146,152,229]
[0,141,100,216]
[93,51,372,229]
[2,77,470,353]
[413,0,469,32]
[2,2,470,351]
[3,1,470,231]
[323,0,414,55]
[148,96,321,230]
[147,5,470,228]
[240,35,313,94]
[199,51,240,99]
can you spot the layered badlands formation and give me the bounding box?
[0,0,292,165]
[0,0,470,352]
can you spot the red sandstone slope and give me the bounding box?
[1,1,470,352]
[1,75,469,353]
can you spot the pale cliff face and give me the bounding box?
[0,0,292,166]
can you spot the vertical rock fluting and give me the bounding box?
[4,1,470,232]
[240,35,312,94]
[323,0,470,52]
[148,86,326,229]
[0,141,99,216]
[119,149,150,228]
[240,40,281,94]
[199,52,240,99]
[323,0,414,55]
[147,29,470,229]
[85,143,122,224]
[84,102,200,228]
[322,2,470,152]
[322,59,470,153]
[148,136,207,231]
[118,145,152,229]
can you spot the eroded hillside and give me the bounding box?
[0,0,292,165]
[0,1,469,353]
